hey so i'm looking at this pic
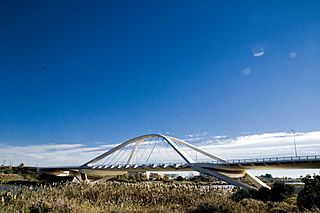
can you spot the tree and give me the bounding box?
[231,188,254,202]
[297,174,320,209]
[175,176,185,181]
[254,187,272,202]
[270,182,294,202]
[231,182,294,203]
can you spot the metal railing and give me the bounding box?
[210,155,320,165]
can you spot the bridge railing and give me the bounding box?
[209,155,320,165]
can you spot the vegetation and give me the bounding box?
[0,181,313,213]
[297,174,320,210]
[232,182,295,202]
[0,166,38,184]
[1,166,320,212]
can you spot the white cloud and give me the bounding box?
[242,67,251,75]
[252,46,265,57]
[289,51,297,58]
[0,143,115,167]
[1,130,320,169]
[202,131,320,160]
[253,51,264,57]
[213,135,228,139]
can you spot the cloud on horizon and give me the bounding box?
[202,130,320,160]
[1,130,320,167]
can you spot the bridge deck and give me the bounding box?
[38,155,320,174]
[81,155,320,171]
[198,155,320,170]
[217,155,320,165]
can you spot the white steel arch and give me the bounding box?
[81,134,268,190]
[82,134,227,167]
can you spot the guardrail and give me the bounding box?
[212,155,320,165]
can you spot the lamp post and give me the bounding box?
[291,130,298,157]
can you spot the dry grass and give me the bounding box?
[0,181,318,213]
[0,174,24,183]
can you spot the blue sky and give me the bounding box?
[1,0,320,146]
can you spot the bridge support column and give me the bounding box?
[191,165,257,190]
[245,171,270,189]
[80,170,88,183]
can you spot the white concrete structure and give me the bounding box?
[39,134,320,190]
[79,134,266,189]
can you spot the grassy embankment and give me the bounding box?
[0,181,311,213]
[0,165,38,184]
[1,166,319,213]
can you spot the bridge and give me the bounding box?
[38,134,320,190]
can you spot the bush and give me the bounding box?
[162,175,170,182]
[297,174,320,209]
[231,188,254,202]
[232,182,294,203]
[255,187,272,202]
[270,182,294,202]
[175,176,185,181]
[190,203,235,213]
[239,199,266,212]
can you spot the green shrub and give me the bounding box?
[297,174,320,209]
[231,188,254,202]
[232,182,294,203]
[254,187,272,202]
[190,203,235,213]
[270,182,294,202]
[175,176,185,181]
